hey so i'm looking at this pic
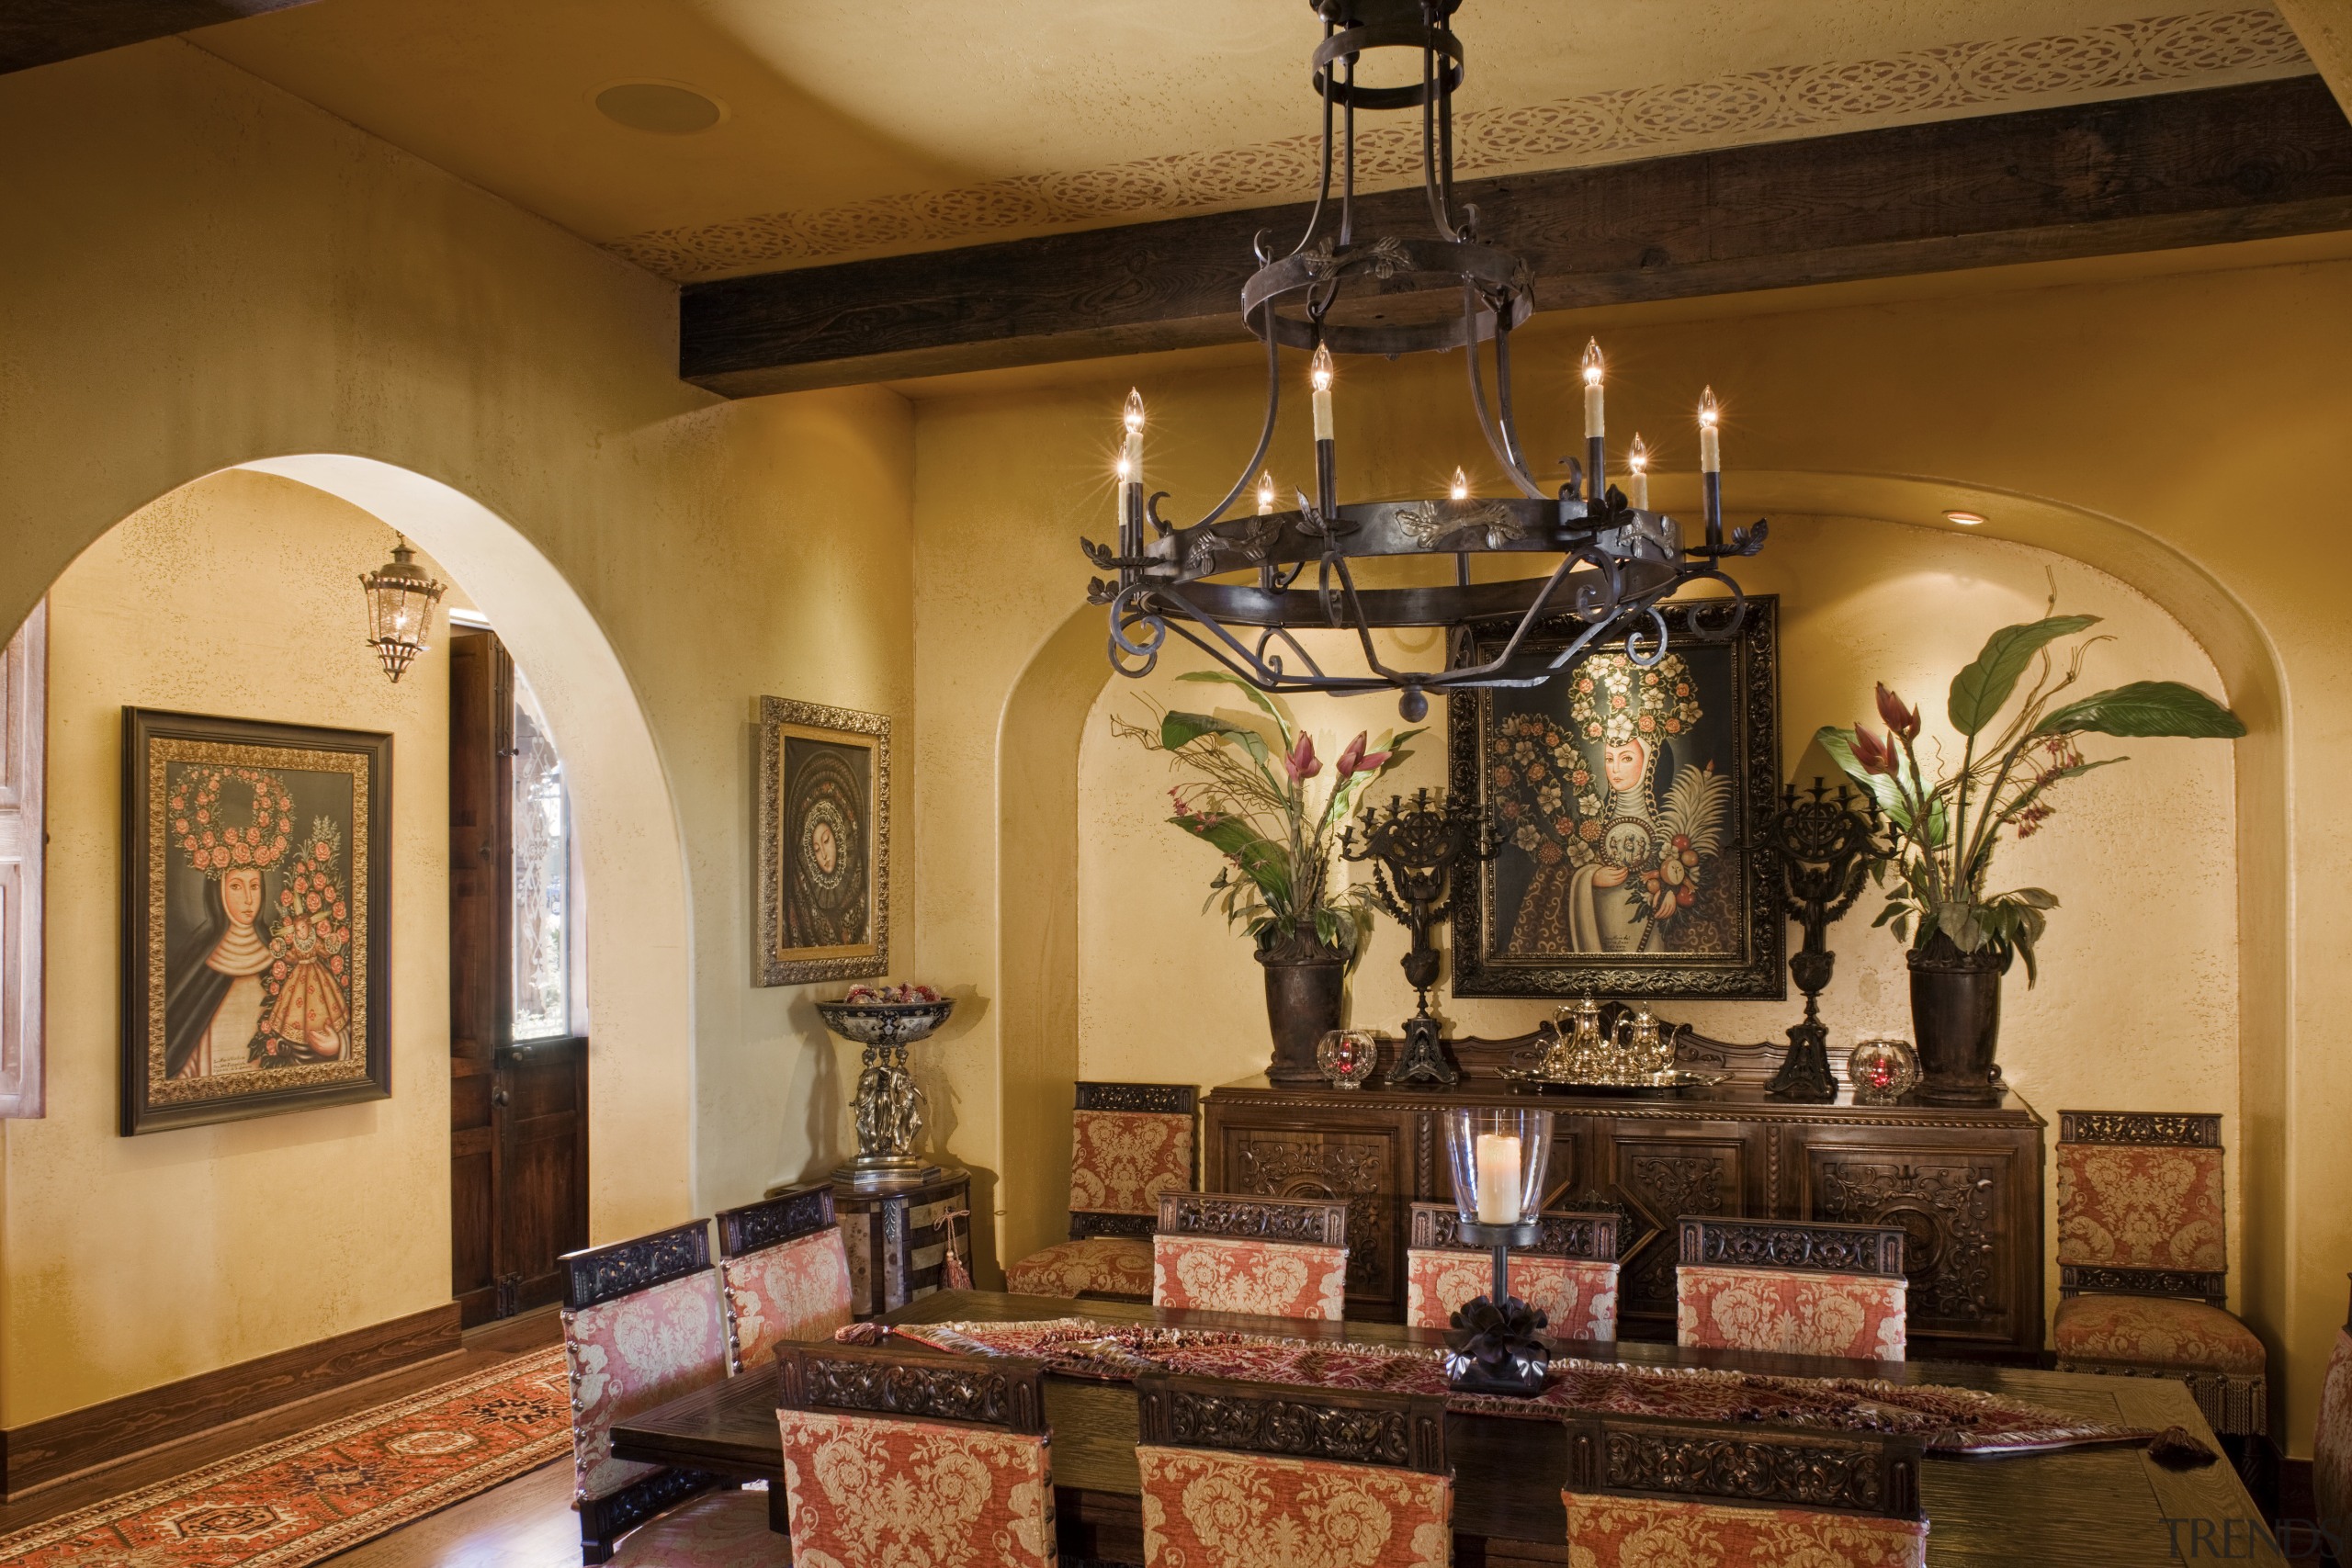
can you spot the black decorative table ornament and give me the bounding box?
[1438,1107,1555,1397]
[1764,779,1882,1102]
[1340,789,1498,1087]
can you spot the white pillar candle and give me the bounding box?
[1310,344,1335,442]
[1256,471,1276,515]
[1627,434,1650,511]
[1474,1132,1521,1225]
[1698,387,1721,474]
[1581,339,1605,439]
[1122,387,1146,479]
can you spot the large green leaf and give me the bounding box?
[1814,726,1908,824]
[1176,670,1291,739]
[1160,708,1270,760]
[1946,615,2100,737]
[1170,812,1293,902]
[2031,681,2246,739]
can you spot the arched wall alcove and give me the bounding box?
[236,454,696,1244]
[994,468,2288,1346]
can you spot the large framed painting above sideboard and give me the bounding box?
[1449,596,1783,999]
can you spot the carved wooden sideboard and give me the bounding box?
[1204,1072,2046,1358]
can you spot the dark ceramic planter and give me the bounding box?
[1258,943,1348,1086]
[1906,933,2010,1106]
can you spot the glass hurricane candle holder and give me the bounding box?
[1847,1037,1922,1105]
[1440,1107,1555,1396]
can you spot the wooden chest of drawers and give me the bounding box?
[1204,1079,2046,1358]
[831,1170,972,1320]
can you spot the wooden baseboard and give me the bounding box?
[0,1302,463,1497]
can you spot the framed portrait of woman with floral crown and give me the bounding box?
[121,709,392,1134]
[1448,597,1782,999]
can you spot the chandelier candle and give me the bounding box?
[1699,386,1724,552]
[1627,434,1651,511]
[1581,339,1606,503]
[1079,0,1769,716]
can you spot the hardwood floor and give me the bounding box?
[0,1307,580,1564]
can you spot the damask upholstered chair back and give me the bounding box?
[774,1342,1057,1568]
[1153,1192,1351,1321]
[2316,1274,2352,1560]
[2052,1111,2267,1444]
[1005,1081,1199,1303]
[1562,1416,1928,1567]
[559,1222,731,1564]
[1406,1201,1621,1340]
[1135,1372,1452,1568]
[1675,1217,1909,1361]
[714,1182,854,1374]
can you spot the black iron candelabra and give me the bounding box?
[1340,788,1497,1086]
[1765,778,1883,1101]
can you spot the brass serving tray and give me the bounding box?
[1498,1065,1727,1099]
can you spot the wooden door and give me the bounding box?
[450,629,587,1325]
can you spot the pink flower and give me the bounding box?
[1849,725,1895,776]
[1874,682,1920,741]
[1284,732,1320,784]
[1334,732,1392,778]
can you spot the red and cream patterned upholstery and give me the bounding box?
[1153,1193,1350,1322]
[1675,1217,1909,1361]
[715,1185,854,1374]
[1563,1494,1927,1567]
[1562,1416,1927,1568]
[1136,1373,1450,1568]
[559,1222,732,1563]
[1403,1201,1620,1340]
[2052,1111,2266,1438]
[607,1491,792,1567]
[1007,1082,1198,1303]
[775,1344,1056,1568]
[2316,1275,2351,1560]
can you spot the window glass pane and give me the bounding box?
[512,671,570,1041]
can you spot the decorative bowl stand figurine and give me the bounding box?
[816,989,956,1190]
[1439,1106,1556,1397]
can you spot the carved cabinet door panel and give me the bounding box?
[1796,1140,2024,1350]
[1216,1111,1409,1319]
[1592,1125,1755,1339]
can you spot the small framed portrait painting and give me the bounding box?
[1448,596,1784,1000]
[755,696,891,986]
[121,708,393,1134]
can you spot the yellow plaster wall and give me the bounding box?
[0,41,914,1424]
[12,474,455,1424]
[909,246,2347,1452]
[1074,524,2242,1328]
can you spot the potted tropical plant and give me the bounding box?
[1818,604,2244,1104]
[1114,671,1420,1084]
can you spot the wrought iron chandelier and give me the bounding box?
[1082,0,1767,720]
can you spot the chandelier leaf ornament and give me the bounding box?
[1080,0,1768,721]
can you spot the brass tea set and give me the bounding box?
[1500,996,1725,1096]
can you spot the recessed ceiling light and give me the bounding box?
[1943,510,1986,526]
[594,81,726,135]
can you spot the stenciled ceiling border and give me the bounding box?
[609,7,2308,282]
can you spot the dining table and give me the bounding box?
[608,1289,2281,1566]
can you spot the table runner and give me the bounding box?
[841,1317,2208,1461]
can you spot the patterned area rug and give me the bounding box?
[0,1347,571,1567]
[861,1318,2180,1459]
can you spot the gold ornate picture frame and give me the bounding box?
[120,708,393,1134]
[755,697,890,986]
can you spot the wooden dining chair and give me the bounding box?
[560,1221,740,1564]
[1136,1371,1451,1568]
[2052,1111,2268,1450]
[1675,1216,1909,1360]
[1005,1082,1199,1303]
[1152,1192,1350,1321]
[775,1341,1057,1568]
[1405,1201,1621,1338]
[2313,1272,2350,1560]
[714,1181,854,1373]
[1562,1413,1928,1566]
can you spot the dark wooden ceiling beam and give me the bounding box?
[682,76,2352,398]
[2,0,322,74]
